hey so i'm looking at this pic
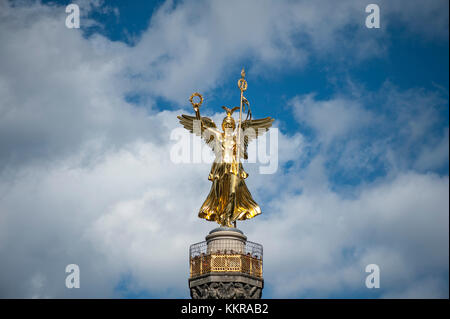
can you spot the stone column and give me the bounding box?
[189,227,264,299]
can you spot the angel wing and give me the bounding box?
[239,117,274,159]
[177,114,221,152]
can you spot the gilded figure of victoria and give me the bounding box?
[177,69,274,227]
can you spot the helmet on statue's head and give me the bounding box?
[221,106,239,131]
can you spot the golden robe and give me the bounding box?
[198,161,261,226]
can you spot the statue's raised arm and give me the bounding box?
[177,93,222,152]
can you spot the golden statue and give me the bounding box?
[178,69,274,227]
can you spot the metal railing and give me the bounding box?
[189,240,263,278]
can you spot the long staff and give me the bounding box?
[234,68,247,228]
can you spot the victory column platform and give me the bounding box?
[188,227,264,299]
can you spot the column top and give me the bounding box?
[209,227,244,235]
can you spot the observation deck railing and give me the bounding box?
[189,240,263,278]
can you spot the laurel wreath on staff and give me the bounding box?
[189,92,203,110]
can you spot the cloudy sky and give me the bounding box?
[0,0,448,298]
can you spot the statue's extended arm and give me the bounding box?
[194,106,221,139]
[179,92,223,151]
[194,106,201,120]
[203,124,221,137]
[177,111,221,148]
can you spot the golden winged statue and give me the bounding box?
[177,69,274,227]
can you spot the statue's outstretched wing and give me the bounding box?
[177,114,220,151]
[240,117,274,159]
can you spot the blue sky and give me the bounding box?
[0,0,448,298]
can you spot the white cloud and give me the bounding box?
[121,0,449,103]
[290,82,449,182]
[292,93,372,146]
[0,1,157,172]
[244,171,449,298]
[415,128,449,171]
